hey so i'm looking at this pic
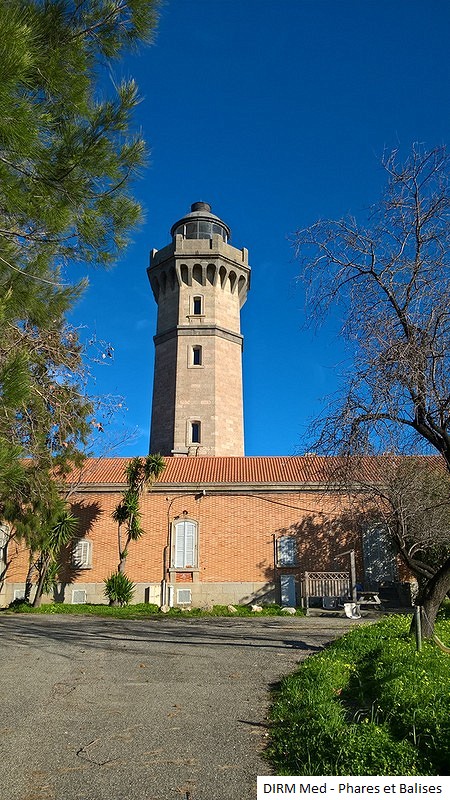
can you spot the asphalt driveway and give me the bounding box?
[1,614,360,800]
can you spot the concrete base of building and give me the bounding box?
[2,581,277,609]
[177,581,276,608]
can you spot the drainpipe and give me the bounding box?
[168,583,174,608]
[349,550,357,602]
[336,548,358,602]
[273,534,279,602]
[161,544,168,606]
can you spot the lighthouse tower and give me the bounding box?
[148,202,250,456]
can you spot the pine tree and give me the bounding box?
[0,1,159,596]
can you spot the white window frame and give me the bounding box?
[72,539,92,569]
[173,519,198,569]
[72,589,87,604]
[177,588,192,605]
[277,536,297,566]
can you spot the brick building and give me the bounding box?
[3,455,403,607]
[1,204,404,608]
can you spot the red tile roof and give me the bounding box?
[64,454,412,488]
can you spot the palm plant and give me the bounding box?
[33,507,79,607]
[112,454,165,574]
[104,571,135,606]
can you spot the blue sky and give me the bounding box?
[70,0,450,457]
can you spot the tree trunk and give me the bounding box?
[117,533,130,574]
[417,554,450,637]
[32,554,51,608]
[24,556,37,603]
[33,576,45,608]
[117,523,122,572]
[0,525,12,595]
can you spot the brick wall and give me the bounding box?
[5,487,368,593]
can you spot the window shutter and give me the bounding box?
[362,524,396,586]
[184,521,195,567]
[174,522,185,568]
[278,536,296,566]
[73,539,92,569]
[280,574,296,606]
[174,520,197,568]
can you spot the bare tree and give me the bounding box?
[340,456,450,634]
[295,144,450,633]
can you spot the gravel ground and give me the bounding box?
[0,614,363,800]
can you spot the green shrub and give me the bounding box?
[2,599,304,618]
[268,616,450,776]
[7,599,33,611]
[103,572,135,606]
[200,603,304,617]
[4,602,160,618]
[438,599,450,620]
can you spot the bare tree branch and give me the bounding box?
[295,144,450,633]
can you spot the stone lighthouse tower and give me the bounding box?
[148,202,250,456]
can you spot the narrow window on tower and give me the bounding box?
[192,345,202,366]
[191,421,201,443]
[193,296,202,315]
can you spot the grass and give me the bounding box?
[267,615,450,776]
[2,601,305,619]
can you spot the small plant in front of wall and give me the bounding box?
[104,571,135,607]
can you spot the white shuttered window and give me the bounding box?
[277,536,296,566]
[72,539,92,569]
[174,520,197,568]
